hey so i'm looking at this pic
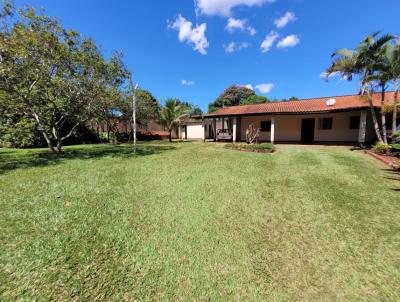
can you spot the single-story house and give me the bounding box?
[179,92,398,144]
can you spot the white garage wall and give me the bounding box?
[186,123,204,139]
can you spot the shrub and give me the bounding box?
[392,131,400,143]
[372,142,391,154]
[241,143,275,150]
[226,143,275,152]
[391,143,400,149]
[391,144,400,153]
[0,117,44,148]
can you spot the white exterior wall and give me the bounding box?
[186,123,204,139]
[240,111,365,142]
[240,115,274,141]
[185,119,227,139]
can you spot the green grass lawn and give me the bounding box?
[1,142,400,301]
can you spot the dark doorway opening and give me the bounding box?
[301,118,315,143]
[208,124,213,139]
[183,125,187,140]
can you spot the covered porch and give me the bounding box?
[191,110,372,144]
[198,115,276,143]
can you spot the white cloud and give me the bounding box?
[181,79,195,86]
[195,0,274,17]
[226,17,245,31]
[274,12,296,28]
[223,41,250,53]
[237,83,273,93]
[168,14,209,55]
[224,42,237,53]
[225,17,256,35]
[277,35,299,48]
[319,71,349,80]
[319,71,338,79]
[260,31,279,52]
[248,27,257,36]
[255,83,274,94]
[238,42,250,50]
[238,84,254,90]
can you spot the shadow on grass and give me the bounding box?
[0,144,175,175]
[350,146,365,151]
[381,168,400,192]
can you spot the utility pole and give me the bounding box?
[132,83,139,149]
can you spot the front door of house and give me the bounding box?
[301,118,315,143]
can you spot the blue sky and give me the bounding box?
[14,0,400,111]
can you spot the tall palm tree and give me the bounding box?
[160,98,188,142]
[384,41,400,141]
[325,32,394,144]
[363,35,399,144]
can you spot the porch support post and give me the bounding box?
[213,118,217,142]
[232,117,237,143]
[202,117,205,142]
[270,117,275,144]
[358,111,367,144]
[178,125,182,140]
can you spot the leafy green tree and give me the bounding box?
[268,97,299,102]
[177,101,202,116]
[0,3,128,152]
[160,98,188,142]
[240,95,269,105]
[282,96,299,102]
[0,115,42,147]
[325,32,394,144]
[114,88,160,141]
[120,89,160,128]
[135,89,160,125]
[189,106,203,116]
[208,85,255,112]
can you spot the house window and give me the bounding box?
[349,116,360,129]
[318,118,333,130]
[260,121,271,132]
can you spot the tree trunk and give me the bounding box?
[367,89,384,143]
[41,130,56,153]
[56,139,62,153]
[169,129,172,142]
[128,129,132,144]
[52,126,62,153]
[380,84,388,144]
[392,79,399,143]
[32,112,56,153]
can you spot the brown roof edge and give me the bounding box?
[197,91,395,118]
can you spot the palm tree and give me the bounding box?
[384,41,400,141]
[325,32,394,144]
[160,98,188,142]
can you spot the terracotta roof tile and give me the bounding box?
[203,92,396,117]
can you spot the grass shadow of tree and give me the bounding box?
[381,168,400,191]
[0,144,176,175]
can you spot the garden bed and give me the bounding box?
[225,143,275,153]
[365,150,400,170]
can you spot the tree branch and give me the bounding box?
[61,122,79,141]
[55,115,65,126]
